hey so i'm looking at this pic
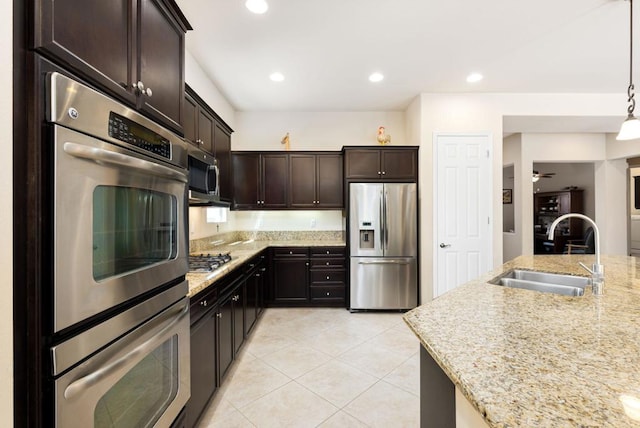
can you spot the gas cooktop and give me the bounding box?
[188,253,232,273]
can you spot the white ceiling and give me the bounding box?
[177,0,629,112]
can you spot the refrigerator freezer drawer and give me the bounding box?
[350,257,417,310]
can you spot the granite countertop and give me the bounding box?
[403,255,640,427]
[186,239,345,297]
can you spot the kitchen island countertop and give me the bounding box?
[186,239,345,297]
[403,255,640,427]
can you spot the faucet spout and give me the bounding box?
[547,213,603,295]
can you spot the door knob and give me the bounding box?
[439,243,451,248]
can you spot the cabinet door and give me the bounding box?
[317,154,343,208]
[183,93,198,146]
[381,149,417,180]
[558,192,571,215]
[256,266,266,317]
[187,311,217,428]
[345,149,381,179]
[290,154,317,208]
[138,0,185,133]
[217,296,234,382]
[245,274,258,335]
[262,154,289,208]
[232,154,261,209]
[272,259,309,303]
[34,0,137,105]
[197,108,215,154]
[214,123,232,201]
[232,285,245,355]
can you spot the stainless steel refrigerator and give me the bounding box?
[349,182,418,310]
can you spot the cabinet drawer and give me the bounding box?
[273,247,309,258]
[310,286,345,300]
[310,247,345,257]
[310,258,345,269]
[310,270,345,283]
[189,287,218,325]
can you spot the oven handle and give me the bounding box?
[63,300,189,400]
[63,142,188,183]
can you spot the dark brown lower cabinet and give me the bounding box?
[187,310,217,428]
[217,293,234,382]
[269,246,346,307]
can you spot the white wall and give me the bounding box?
[185,50,236,128]
[189,208,344,240]
[1,0,13,424]
[417,92,629,304]
[233,111,408,151]
[503,134,522,262]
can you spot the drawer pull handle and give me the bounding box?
[200,300,208,307]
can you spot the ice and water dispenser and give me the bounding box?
[358,221,375,249]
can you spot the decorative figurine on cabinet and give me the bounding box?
[281,132,290,150]
[377,126,391,145]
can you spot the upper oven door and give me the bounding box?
[54,125,188,333]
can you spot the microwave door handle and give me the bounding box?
[210,163,220,195]
[63,300,189,400]
[63,142,188,183]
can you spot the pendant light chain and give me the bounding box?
[629,0,636,117]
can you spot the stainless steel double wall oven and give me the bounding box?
[47,72,190,427]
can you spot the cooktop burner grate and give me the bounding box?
[188,253,232,272]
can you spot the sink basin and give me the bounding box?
[490,269,589,297]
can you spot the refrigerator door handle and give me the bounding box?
[358,260,411,265]
[379,190,385,250]
[384,190,389,252]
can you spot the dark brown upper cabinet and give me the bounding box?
[34,0,191,134]
[344,147,418,181]
[184,86,234,201]
[290,153,343,209]
[232,153,289,209]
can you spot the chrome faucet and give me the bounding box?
[548,213,604,295]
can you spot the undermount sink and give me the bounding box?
[489,269,590,297]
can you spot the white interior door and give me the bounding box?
[435,133,492,298]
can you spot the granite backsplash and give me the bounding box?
[189,230,345,253]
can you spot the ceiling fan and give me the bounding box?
[532,170,555,182]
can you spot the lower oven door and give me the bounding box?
[54,297,190,428]
[54,125,188,332]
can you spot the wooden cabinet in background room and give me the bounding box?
[344,147,418,181]
[534,190,584,254]
[232,153,289,209]
[34,0,191,134]
[289,153,343,209]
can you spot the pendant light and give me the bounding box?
[618,0,640,140]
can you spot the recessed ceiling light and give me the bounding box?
[246,0,268,14]
[269,72,284,82]
[369,72,384,83]
[466,72,483,83]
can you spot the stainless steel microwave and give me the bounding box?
[188,147,227,206]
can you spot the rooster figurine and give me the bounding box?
[377,126,391,145]
[281,132,290,151]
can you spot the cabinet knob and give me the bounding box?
[326,262,330,265]
[306,262,309,266]
[132,81,152,97]
[382,171,386,175]
[249,263,255,268]
[378,171,381,175]
[200,300,208,307]
[255,273,261,277]
[261,267,266,272]
[289,251,293,254]
[326,276,330,280]
[326,251,330,254]
[216,313,222,319]
[326,292,330,296]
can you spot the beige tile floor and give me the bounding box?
[197,308,420,427]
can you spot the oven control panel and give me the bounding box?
[108,112,171,159]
